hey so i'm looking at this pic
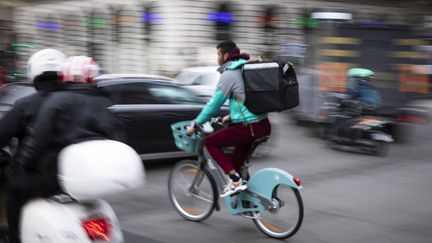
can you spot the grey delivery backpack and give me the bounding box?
[242,61,299,114]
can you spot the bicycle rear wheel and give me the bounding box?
[168,160,217,221]
[252,184,303,239]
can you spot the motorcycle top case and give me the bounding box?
[58,139,145,200]
[242,61,299,114]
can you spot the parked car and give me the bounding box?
[175,66,220,98]
[0,76,228,160]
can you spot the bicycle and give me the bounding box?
[168,117,303,239]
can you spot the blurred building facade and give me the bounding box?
[0,2,15,83]
[1,0,432,77]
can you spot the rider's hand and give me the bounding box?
[186,121,197,136]
[186,126,196,136]
[222,115,231,124]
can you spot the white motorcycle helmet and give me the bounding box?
[27,49,66,81]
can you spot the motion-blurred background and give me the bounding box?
[1,2,432,242]
[1,0,431,131]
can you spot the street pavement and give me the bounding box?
[108,112,432,243]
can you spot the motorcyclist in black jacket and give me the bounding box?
[0,49,67,243]
[6,55,125,243]
[0,49,66,154]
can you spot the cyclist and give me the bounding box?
[187,40,271,198]
[6,55,125,243]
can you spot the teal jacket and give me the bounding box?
[195,59,267,125]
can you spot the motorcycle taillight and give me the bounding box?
[81,217,112,241]
[318,114,327,121]
[397,115,427,123]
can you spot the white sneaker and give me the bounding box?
[220,178,247,198]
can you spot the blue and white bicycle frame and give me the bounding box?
[201,144,302,216]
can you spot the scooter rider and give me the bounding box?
[329,68,382,139]
[345,68,382,113]
[0,49,66,243]
[0,49,66,150]
[7,55,125,243]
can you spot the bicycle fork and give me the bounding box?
[188,171,205,195]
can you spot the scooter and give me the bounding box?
[326,115,394,156]
[317,96,394,156]
[3,140,145,243]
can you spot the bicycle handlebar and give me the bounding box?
[191,117,224,135]
[209,116,224,125]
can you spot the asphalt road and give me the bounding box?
[107,112,432,243]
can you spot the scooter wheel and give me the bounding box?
[373,142,390,157]
[326,140,339,150]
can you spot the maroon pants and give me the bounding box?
[204,118,271,174]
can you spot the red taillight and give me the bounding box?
[82,218,112,241]
[351,121,359,125]
[318,114,327,121]
[397,115,427,123]
[293,177,301,186]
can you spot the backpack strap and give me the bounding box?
[227,59,249,70]
[234,98,255,137]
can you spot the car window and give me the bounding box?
[176,71,220,86]
[147,84,203,104]
[175,71,201,85]
[102,83,156,104]
[199,72,220,85]
[0,84,36,105]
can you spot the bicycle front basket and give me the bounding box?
[171,120,199,153]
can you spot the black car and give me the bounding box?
[0,82,35,120]
[95,74,229,159]
[0,75,228,160]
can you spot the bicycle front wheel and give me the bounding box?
[168,160,217,221]
[253,184,303,239]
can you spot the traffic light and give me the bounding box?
[87,10,96,56]
[110,6,122,43]
[263,6,277,32]
[292,9,317,31]
[261,6,277,45]
[142,4,154,42]
[210,3,233,41]
[87,11,96,38]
